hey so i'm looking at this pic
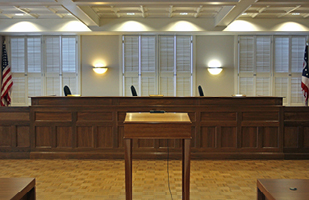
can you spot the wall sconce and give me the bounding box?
[93,63,108,74]
[207,60,223,75]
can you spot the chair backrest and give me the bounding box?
[198,85,204,96]
[131,85,137,96]
[64,85,72,96]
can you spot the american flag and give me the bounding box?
[1,40,13,106]
[301,43,309,106]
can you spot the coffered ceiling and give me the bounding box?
[0,0,308,28]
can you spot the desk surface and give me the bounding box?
[257,179,309,200]
[0,178,35,200]
[124,112,191,123]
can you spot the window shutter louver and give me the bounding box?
[291,77,303,103]
[176,36,191,72]
[141,36,155,72]
[27,37,41,73]
[159,36,174,72]
[11,38,25,73]
[11,77,26,105]
[176,77,191,96]
[274,37,289,73]
[256,77,270,96]
[291,37,306,73]
[275,77,288,104]
[62,37,76,73]
[124,36,139,72]
[256,36,271,73]
[240,77,254,96]
[160,77,174,96]
[239,36,254,72]
[46,77,60,96]
[45,36,60,73]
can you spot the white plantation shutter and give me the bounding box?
[27,76,42,104]
[274,37,289,73]
[239,77,254,96]
[11,76,26,105]
[238,36,271,96]
[123,35,193,97]
[176,36,191,72]
[141,36,155,72]
[124,36,139,72]
[63,76,77,95]
[62,37,76,73]
[125,77,139,96]
[11,38,25,73]
[239,36,254,72]
[256,77,270,96]
[176,77,191,96]
[291,77,303,104]
[291,37,306,73]
[46,77,60,96]
[45,36,60,73]
[160,36,174,72]
[27,37,41,73]
[160,77,174,96]
[9,35,79,106]
[141,77,155,95]
[275,77,288,104]
[256,36,271,73]
[159,35,193,96]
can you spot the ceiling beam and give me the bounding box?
[45,6,64,18]
[194,5,203,18]
[278,5,301,18]
[14,6,39,18]
[57,0,99,27]
[215,0,257,27]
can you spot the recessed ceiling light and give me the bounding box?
[241,13,247,15]
[292,13,300,15]
[127,13,135,15]
[15,13,24,16]
[180,13,188,15]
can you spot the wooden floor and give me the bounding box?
[0,159,308,200]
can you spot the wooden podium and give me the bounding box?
[124,112,192,200]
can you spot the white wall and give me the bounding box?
[196,35,235,96]
[80,35,236,97]
[81,35,121,96]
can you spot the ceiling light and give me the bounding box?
[127,13,135,15]
[15,13,24,16]
[241,13,247,15]
[292,13,300,15]
[180,13,188,15]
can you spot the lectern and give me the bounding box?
[124,112,192,200]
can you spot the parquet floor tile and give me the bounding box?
[0,159,308,200]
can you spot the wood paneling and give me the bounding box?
[77,112,112,121]
[241,127,258,148]
[56,127,72,148]
[0,126,11,147]
[35,112,71,121]
[76,126,93,148]
[16,126,30,148]
[35,127,52,148]
[2,97,309,159]
[261,127,279,148]
[97,126,113,148]
[221,127,237,148]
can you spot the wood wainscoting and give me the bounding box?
[0,96,308,159]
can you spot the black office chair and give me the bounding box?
[64,85,72,96]
[198,85,204,97]
[131,85,137,96]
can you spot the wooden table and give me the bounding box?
[124,112,192,200]
[0,178,35,200]
[257,179,309,200]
